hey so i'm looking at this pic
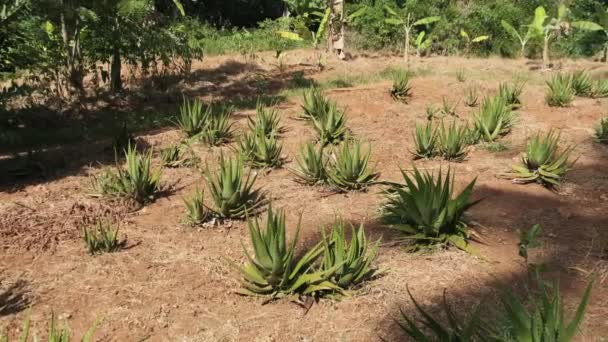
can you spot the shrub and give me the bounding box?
[474,96,513,142]
[437,121,469,161]
[248,100,283,138]
[498,81,524,108]
[412,121,438,159]
[464,87,479,107]
[204,154,263,219]
[571,70,593,97]
[327,139,379,191]
[199,105,234,146]
[545,74,574,107]
[320,219,380,291]
[238,129,283,168]
[390,72,412,103]
[592,79,608,98]
[380,167,480,253]
[594,117,608,144]
[177,97,208,137]
[301,87,330,121]
[93,144,162,205]
[83,221,124,255]
[510,130,576,188]
[234,206,342,298]
[311,102,347,145]
[183,188,209,226]
[291,142,327,185]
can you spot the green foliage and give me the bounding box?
[464,87,479,107]
[571,70,594,97]
[311,102,347,146]
[292,142,327,185]
[183,188,209,226]
[199,105,235,146]
[498,81,525,109]
[594,117,608,144]
[440,96,457,117]
[482,141,509,153]
[425,104,440,121]
[546,74,575,107]
[249,100,283,138]
[412,121,438,159]
[327,140,379,191]
[474,96,514,142]
[0,311,98,342]
[93,144,162,205]
[510,130,576,188]
[177,97,208,137]
[456,69,466,82]
[160,142,198,168]
[380,167,480,253]
[437,121,469,161]
[301,87,330,121]
[518,224,543,265]
[204,154,263,219]
[238,129,283,169]
[320,219,380,291]
[234,206,342,298]
[83,220,123,255]
[390,72,412,103]
[592,79,608,98]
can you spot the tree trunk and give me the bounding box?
[542,34,550,69]
[521,43,526,59]
[328,0,345,59]
[604,43,607,63]
[404,28,410,66]
[110,18,122,92]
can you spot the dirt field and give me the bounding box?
[1,50,607,341]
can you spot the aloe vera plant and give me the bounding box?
[498,81,525,108]
[592,79,608,98]
[301,87,330,121]
[437,121,469,162]
[204,154,264,219]
[183,188,209,226]
[0,312,99,342]
[311,102,347,145]
[571,70,593,97]
[327,140,379,191]
[320,219,380,291]
[238,129,283,168]
[235,206,342,298]
[249,100,283,138]
[464,87,479,107]
[390,72,412,103]
[160,142,198,168]
[474,96,514,142]
[93,144,162,205]
[199,105,234,146]
[177,97,208,137]
[291,142,327,185]
[380,167,480,253]
[594,117,608,144]
[440,96,457,116]
[510,130,576,188]
[546,74,574,107]
[412,121,438,159]
[83,221,124,255]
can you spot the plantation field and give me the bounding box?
[1,51,607,340]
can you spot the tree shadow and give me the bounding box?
[0,279,29,317]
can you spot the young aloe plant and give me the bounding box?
[545,73,574,107]
[311,102,347,145]
[440,96,457,116]
[249,99,283,138]
[327,140,379,191]
[204,154,264,219]
[390,72,412,103]
[238,129,283,169]
[592,79,608,98]
[320,219,380,293]
[83,221,124,255]
[571,70,593,97]
[510,130,576,188]
[177,97,208,137]
[1,312,99,342]
[380,167,481,253]
[473,95,514,142]
[291,142,327,185]
[594,117,608,144]
[93,144,162,205]
[199,105,235,146]
[464,87,479,107]
[301,87,330,121]
[160,142,198,168]
[437,120,469,162]
[183,188,209,226]
[235,206,342,298]
[412,121,438,159]
[498,81,525,109]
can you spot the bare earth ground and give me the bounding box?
[1,50,608,341]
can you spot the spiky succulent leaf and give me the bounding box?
[390,72,412,103]
[438,121,469,162]
[474,96,514,142]
[291,142,327,185]
[177,97,209,137]
[311,102,347,145]
[238,129,283,169]
[412,121,438,159]
[326,140,379,191]
[546,74,574,107]
[594,117,608,144]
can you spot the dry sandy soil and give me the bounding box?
[1,50,607,341]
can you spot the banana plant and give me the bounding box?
[384,5,440,65]
[501,8,546,58]
[572,4,608,62]
[414,31,432,57]
[528,5,571,69]
[459,29,489,56]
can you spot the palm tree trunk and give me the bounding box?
[329,0,345,59]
